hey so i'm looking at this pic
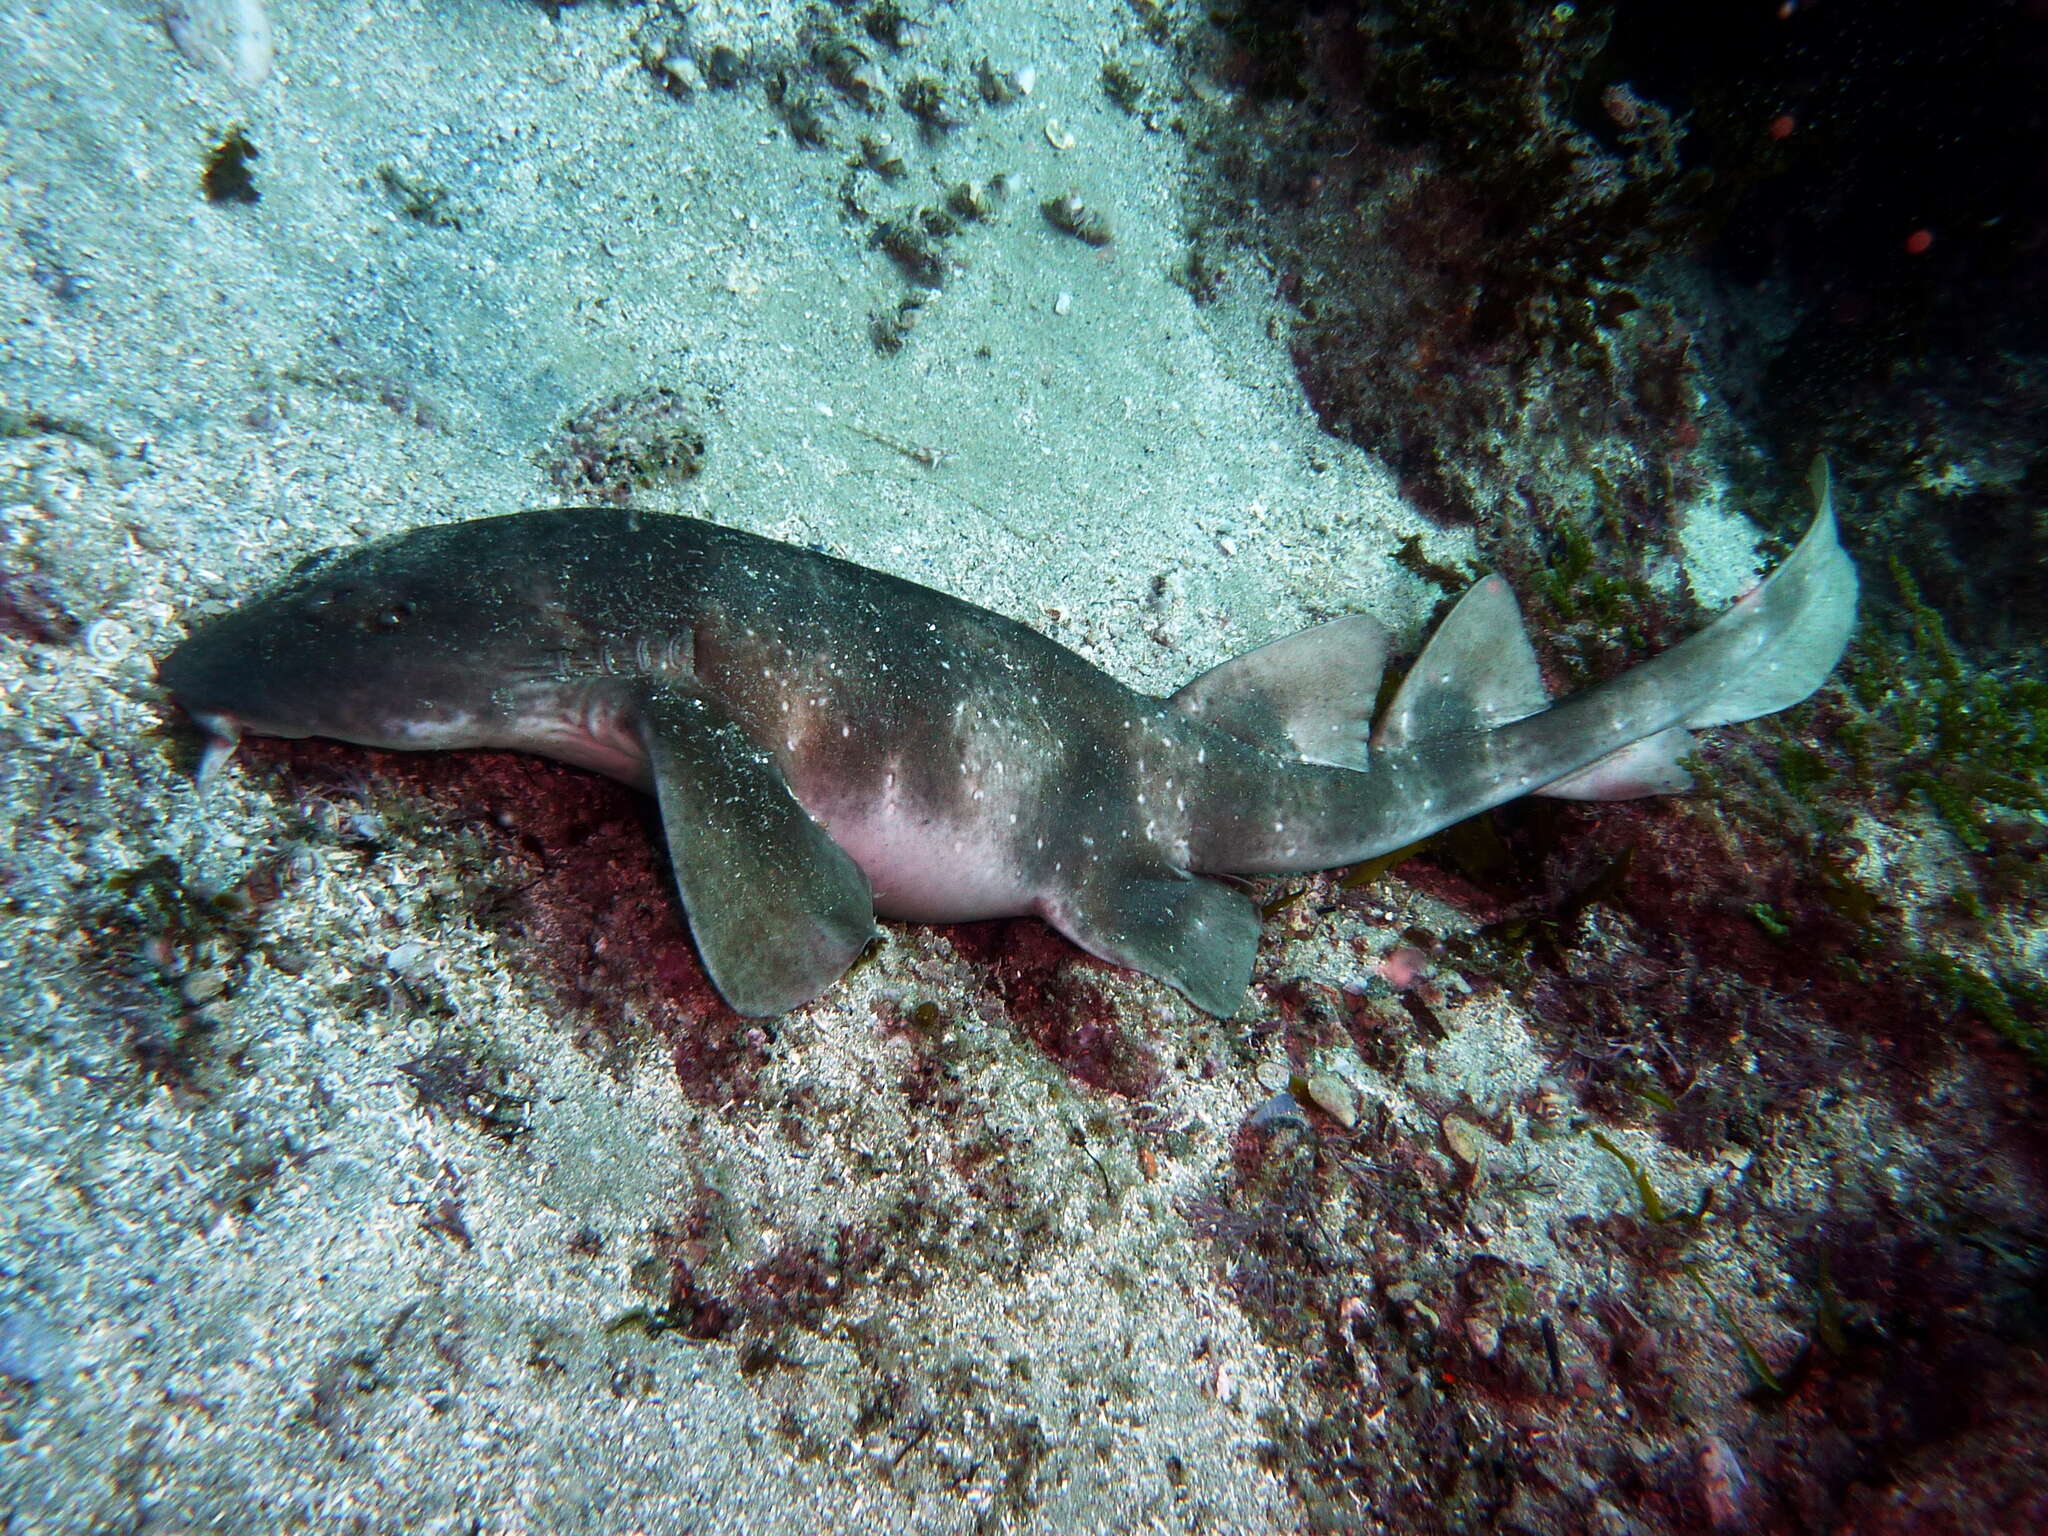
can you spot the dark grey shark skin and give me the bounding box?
[159,464,1857,1018]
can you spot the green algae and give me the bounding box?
[1538,516,1658,647]
[1862,559,2047,851]
[1682,1263,1788,1401]
[1915,955,2048,1070]
[1588,1129,1710,1227]
[1747,902,1791,939]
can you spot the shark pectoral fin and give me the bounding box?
[1374,574,1549,750]
[1043,868,1261,1018]
[1538,726,1695,800]
[1168,615,1386,771]
[637,687,878,1017]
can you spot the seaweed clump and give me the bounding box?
[87,853,277,1094]
[398,1046,533,1142]
[201,128,259,205]
[541,387,707,504]
[1852,559,2047,853]
[1193,1,1708,531]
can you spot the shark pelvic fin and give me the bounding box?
[193,713,243,789]
[1168,614,1386,771]
[638,685,878,1016]
[1373,574,1549,752]
[1041,867,1261,1018]
[1538,725,1695,799]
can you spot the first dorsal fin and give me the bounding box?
[1373,574,1548,751]
[1168,615,1386,771]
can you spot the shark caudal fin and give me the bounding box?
[1672,457,1859,729]
[1534,460,1856,794]
[1369,457,1856,800]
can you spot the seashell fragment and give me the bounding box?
[163,0,275,88]
[859,132,906,180]
[1042,192,1111,247]
[1440,1113,1487,1176]
[976,58,1032,105]
[1303,1070,1360,1130]
[82,617,135,662]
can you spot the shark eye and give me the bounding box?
[305,583,353,612]
[373,601,416,631]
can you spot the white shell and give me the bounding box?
[163,0,275,88]
[82,617,135,662]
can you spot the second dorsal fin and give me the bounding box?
[1373,574,1548,751]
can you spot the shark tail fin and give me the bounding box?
[1169,614,1387,771]
[1678,456,1859,729]
[1366,458,1854,803]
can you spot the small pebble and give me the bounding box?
[1377,944,1428,990]
[1697,1434,1748,1529]
[1245,1088,1308,1132]
[0,1301,68,1386]
[1441,1113,1486,1170]
[180,966,228,1005]
[1464,1314,1500,1358]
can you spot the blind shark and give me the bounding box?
[159,462,1856,1019]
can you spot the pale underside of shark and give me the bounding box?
[159,462,1857,1018]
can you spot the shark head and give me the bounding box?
[158,522,563,763]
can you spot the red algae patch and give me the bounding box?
[939,919,1164,1100]
[245,738,756,1102]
